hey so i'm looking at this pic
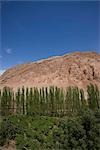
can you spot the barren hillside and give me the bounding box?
[0,52,100,90]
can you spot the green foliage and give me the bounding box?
[0,118,21,146]
[29,87,34,115]
[1,87,8,116]
[49,86,55,115]
[25,87,29,115]
[0,87,13,116]
[33,87,40,115]
[16,88,21,114]
[0,84,100,117]
[80,109,100,150]
[0,110,100,149]
[21,86,25,114]
[72,87,80,111]
[0,84,100,149]
[53,110,100,150]
[65,87,73,112]
[0,115,57,149]
[80,89,87,109]
[87,84,100,110]
[53,119,86,149]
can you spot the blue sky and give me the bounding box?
[0,1,100,72]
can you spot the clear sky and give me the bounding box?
[0,1,100,72]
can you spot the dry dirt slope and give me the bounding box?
[0,52,100,90]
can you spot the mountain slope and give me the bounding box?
[0,52,100,90]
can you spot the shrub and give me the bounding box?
[0,118,21,146]
[53,110,100,150]
[80,109,100,150]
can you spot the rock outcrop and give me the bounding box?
[0,52,100,90]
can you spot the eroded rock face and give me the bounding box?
[0,52,100,90]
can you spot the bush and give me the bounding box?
[0,118,21,146]
[80,110,100,150]
[53,119,86,149]
[0,112,100,149]
[53,110,100,150]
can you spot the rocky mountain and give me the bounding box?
[0,52,100,90]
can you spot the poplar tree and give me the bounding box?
[39,88,42,115]
[49,86,55,116]
[16,88,21,114]
[0,89,1,115]
[12,92,15,114]
[26,87,29,115]
[45,87,49,115]
[21,86,25,114]
[33,87,39,115]
[54,87,60,116]
[1,87,8,116]
[87,84,99,110]
[41,87,46,115]
[95,85,100,109]
[72,87,80,112]
[59,88,64,116]
[65,87,73,112]
[80,89,86,109]
[29,88,34,115]
[7,88,12,115]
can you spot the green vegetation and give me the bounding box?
[0,84,100,116]
[0,110,100,149]
[0,84,100,149]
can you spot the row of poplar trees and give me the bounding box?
[0,84,100,116]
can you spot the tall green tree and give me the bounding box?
[33,87,40,115]
[7,89,13,115]
[45,87,49,115]
[87,84,100,110]
[80,89,86,109]
[0,89,1,116]
[1,87,8,116]
[16,88,21,114]
[95,85,100,109]
[65,87,73,113]
[49,86,55,116]
[26,87,29,115]
[40,87,46,115]
[72,87,80,112]
[21,86,25,114]
[54,87,60,116]
[12,92,15,114]
[29,88,34,115]
[59,88,64,116]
